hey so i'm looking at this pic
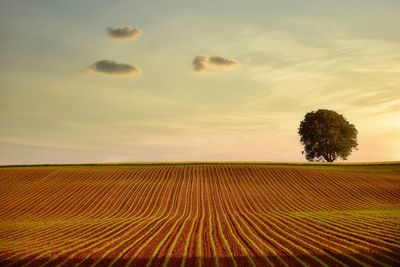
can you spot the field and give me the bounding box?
[0,163,399,266]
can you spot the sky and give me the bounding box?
[0,0,399,164]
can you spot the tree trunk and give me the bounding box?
[323,153,336,162]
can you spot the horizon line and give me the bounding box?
[1,160,399,168]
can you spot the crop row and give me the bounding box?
[0,165,399,266]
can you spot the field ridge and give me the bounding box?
[0,164,399,266]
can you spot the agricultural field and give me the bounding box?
[0,163,399,266]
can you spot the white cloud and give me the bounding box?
[82,60,142,76]
[192,55,240,73]
[106,26,142,40]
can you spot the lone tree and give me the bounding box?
[298,109,358,162]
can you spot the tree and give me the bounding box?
[298,109,358,162]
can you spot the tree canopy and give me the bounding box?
[298,109,358,162]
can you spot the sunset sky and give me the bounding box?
[0,0,399,164]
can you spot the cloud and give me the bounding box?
[192,55,208,72]
[106,26,142,40]
[82,60,141,76]
[209,56,239,66]
[192,55,240,73]
[240,29,400,113]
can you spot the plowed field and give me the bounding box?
[1,163,399,266]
